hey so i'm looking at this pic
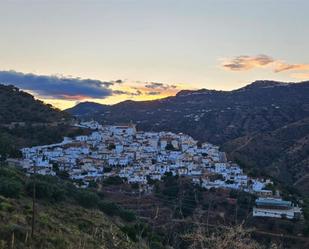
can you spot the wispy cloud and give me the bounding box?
[112,89,142,96]
[144,82,177,91]
[147,91,161,96]
[222,55,274,71]
[273,62,309,73]
[112,79,124,84]
[222,55,309,75]
[0,70,117,100]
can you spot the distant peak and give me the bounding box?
[242,80,290,90]
[176,88,218,97]
[75,101,106,107]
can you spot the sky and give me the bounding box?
[0,0,308,109]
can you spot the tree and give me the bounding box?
[0,177,22,198]
[103,176,123,186]
[165,143,176,151]
[75,191,99,208]
[98,201,119,216]
[108,143,116,150]
[119,209,136,222]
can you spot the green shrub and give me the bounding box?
[0,202,14,212]
[119,209,136,222]
[98,201,119,216]
[102,176,123,186]
[0,177,22,198]
[75,191,99,208]
[150,240,164,249]
[121,225,138,242]
[162,186,179,198]
[26,180,65,202]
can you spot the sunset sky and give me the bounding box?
[0,0,308,109]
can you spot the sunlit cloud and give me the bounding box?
[113,79,124,84]
[222,55,309,74]
[116,81,179,97]
[144,82,177,91]
[147,91,161,96]
[59,95,92,101]
[273,62,309,73]
[222,55,274,71]
[112,89,143,96]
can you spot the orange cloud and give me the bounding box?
[222,55,274,71]
[114,81,180,99]
[222,55,309,73]
[274,62,309,73]
[58,95,90,100]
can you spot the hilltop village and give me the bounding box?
[18,121,302,219]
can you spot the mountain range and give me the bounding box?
[67,80,309,196]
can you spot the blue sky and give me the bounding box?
[0,0,308,108]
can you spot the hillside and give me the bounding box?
[0,84,85,159]
[222,118,309,194]
[2,165,298,249]
[0,85,69,124]
[0,165,146,249]
[66,80,309,195]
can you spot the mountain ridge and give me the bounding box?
[68,80,309,114]
[66,80,309,196]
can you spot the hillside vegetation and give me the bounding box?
[0,85,68,124]
[0,84,86,159]
[0,165,148,249]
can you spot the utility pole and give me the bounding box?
[138,182,141,249]
[31,164,36,239]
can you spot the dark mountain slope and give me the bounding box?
[67,80,309,144]
[66,101,109,117]
[66,80,309,195]
[222,117,309,193]
[0,84,69,123]
[0,84,83,158]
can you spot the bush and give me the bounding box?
[0,177,22,198]
[103,176,123,186]
[98,201,119,216]
[165,143,176,151]
[0,166,23,182]
[119,209,136,222]
[26,180,65,202]
[131,183,139,189]
[75,191,99,208]
[121,225,138,242]
[150,241,164,249]
[0,202,14,212]
[88,180,98,189]
[162,186,179,198]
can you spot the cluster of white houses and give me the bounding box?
[18,121,301,219]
